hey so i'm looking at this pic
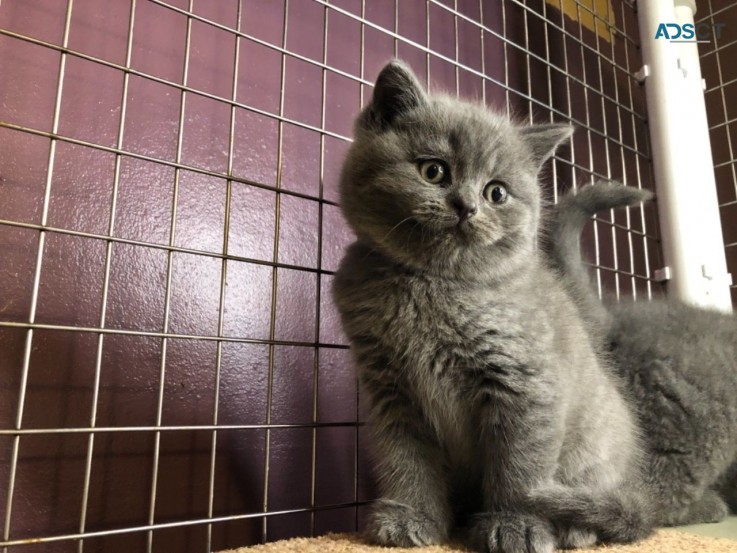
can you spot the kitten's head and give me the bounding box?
[340,60,572,280]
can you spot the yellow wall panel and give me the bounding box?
[546,0,616,42]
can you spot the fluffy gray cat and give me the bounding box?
[333,60,650,553]
[545,182,737,527]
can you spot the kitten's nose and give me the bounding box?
[452,198,478,221]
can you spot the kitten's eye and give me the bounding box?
[484,181,508,204]
[418,160,447,184]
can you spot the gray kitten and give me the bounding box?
[545,182,737,527]
[332,61,650,553]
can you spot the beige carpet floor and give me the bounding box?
[219,530,737,552]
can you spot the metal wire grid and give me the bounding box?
[699,0,737,305]
[0,0,659,551]
[538,0,657,302]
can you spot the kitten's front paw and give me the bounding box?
[470,512,555,553]
[365,499,447,547]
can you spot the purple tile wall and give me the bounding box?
[0,1,661,552]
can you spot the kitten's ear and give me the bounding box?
[363,60,427,129]
[519,124,574,170]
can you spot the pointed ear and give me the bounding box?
[519,124,574,170]
[363,60,427,129]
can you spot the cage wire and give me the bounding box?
[2,0,722,551]
[700,0,737,306]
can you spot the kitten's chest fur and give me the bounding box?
[334,246,543,463]
[385,282,491,465]
[389,280,489,460]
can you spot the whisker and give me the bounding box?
[405,220,420,251]
[378,216,416,246]
[360,215,416,261]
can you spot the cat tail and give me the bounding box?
[543,182,654,331]
[526,485,654,544]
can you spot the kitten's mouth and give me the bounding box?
[413,214,476,242]
[453,220,476,241]
[455,217,472,229]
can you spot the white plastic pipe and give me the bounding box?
[637,0,732,311]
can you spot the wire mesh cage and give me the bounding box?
[700,0,737,305]
[1,0,733,552]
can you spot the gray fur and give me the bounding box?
[545,182,737,527]
[333,61,650,553]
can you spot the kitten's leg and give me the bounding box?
[555,527,597,550]
[721,487,737,514]
[658,489,728,526]
[716,460,737,513]
[682,490,729,524]
[720,483,737,514]
[645,450,732,526]
[468,386,650,552]
[470,512,555,553]
[526,485,652,544]
[362,386,451,546]
[468,388,562,553]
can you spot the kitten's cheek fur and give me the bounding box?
[364,499,447,547]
